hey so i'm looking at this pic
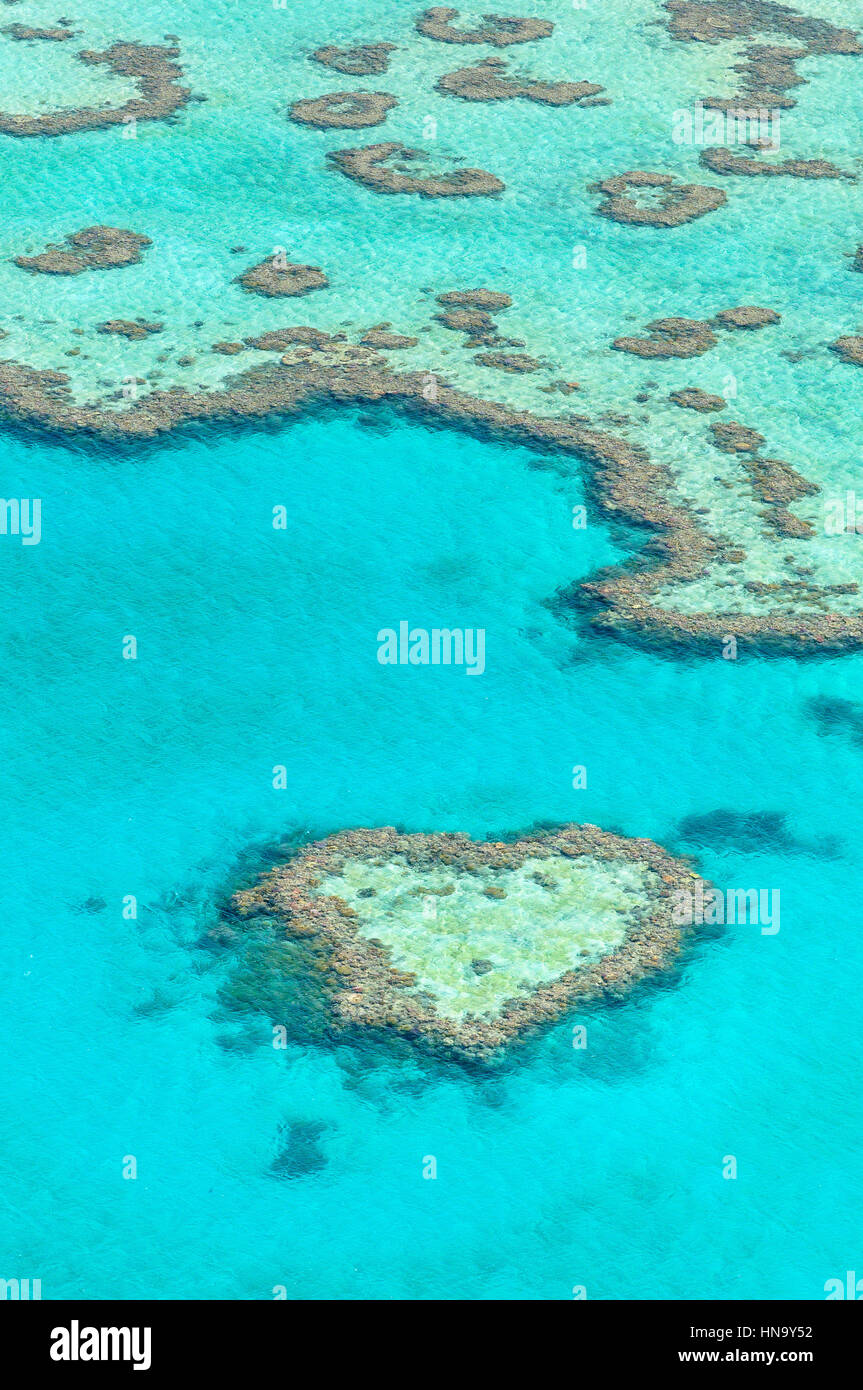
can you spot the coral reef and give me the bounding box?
[710,420,766,453]
[664,0,861,114]
[2,23,75,40]
[359,329,418,349]
[831,336,863,366]
[592,171,726,226]
[713,305,781,329]
[311,42,396,75]
[614,318,718,359]
[700,147,850,179]
[226,824,706,1061]
[416,7,553,46]
[614,306,780,356]
[289,91,396,130]
[709,421,818,538]
[433,289,512,347]
[670,388,727,412]
[435,306,500,343]
[13,226,151,274]
[0,346,854,654]
[237,257,329,297]
[328,142,504,197]
[0,40,192,137]
[436,57,604,106]
[436,289,512,309]
[474,351,542,372]
[97,320,163,339]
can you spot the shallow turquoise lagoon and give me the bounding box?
[1,409,861,1299]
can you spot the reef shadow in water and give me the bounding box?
[676,808,840,858]
[269,1119,329,1180]
[806,695,863,746]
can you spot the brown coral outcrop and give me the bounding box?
[311,42,396,75]
[713,305,781,329]
[436,289,512,309]
[97,320,163,339]
[474,351,541,372]
[2,23,75,40]
[831,336,863,366]
[614,318,718,359]
[237,257,329,297]
[360,330,419,349]
[665,0,861,118]
[670,388,727,411]
[593,171,726,227]
[328,142,504,197]
[710,420,766,454]
[289,91,396,130]
[700,146,850,179]
[14,226,151,274]
[225,823,706,1062]
[0,40,192,137]
[416,7,553,46]
[436,57,603,105]
[245,327,336,351]
[615,305,780,357]
[0,346,854,654]
[435,307,499,340]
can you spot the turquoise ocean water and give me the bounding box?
[2,411,862,1300]
[1,0,863,1299]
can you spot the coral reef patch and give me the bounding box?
[225,824,706,1061]
[663,0,862,115]
[289,91,396,130]
[0,40,192,137]
[0,343,853,654]
[13,226,151,275]
[416,7,553,46]
[311,42,396,75]
[2,23,75,40]
[700,147,850,179]
[237,257,329,297]
[613,318,718,359]
[327,142,504,197]
[670,388,727,412]
[614,306,779,357]
[436,57,604,106]
[97,319,163,339]
[831,336,863,366]
[592,171,726,227]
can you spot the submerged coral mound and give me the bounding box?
[664,0,862,114]
[97,319,163,339]
[613,317,718,359]
[289,91,397,130]
[670,387,727,412]
[13,226,151,275]
[592,171,726,226]
[310,42,396,75]
[416,7,553,46]
[436,57,604,106]
[614,306,780,357]
[832,336,863,366]
[0,40,192,137]
[228,825,705,1060]
[700,146,850,179]
[327,141,504,197]
[237,256,329,297]
[2,24,76,41]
